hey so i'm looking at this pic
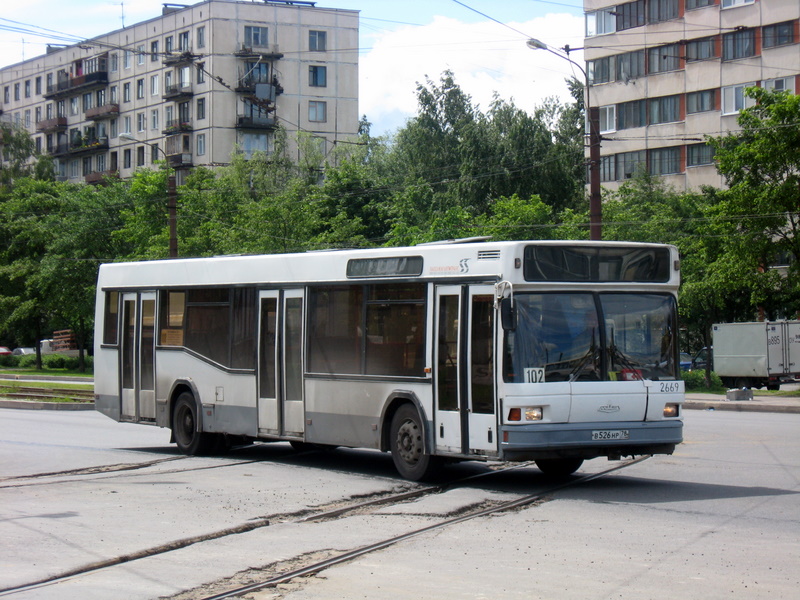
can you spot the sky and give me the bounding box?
[0,0,586,135]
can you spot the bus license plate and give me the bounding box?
[592,429,629,441]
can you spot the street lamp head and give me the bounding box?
[118,132,136,142]
[526,38,548,51]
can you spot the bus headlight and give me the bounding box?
[663,403,679,418]
[508,407,543,421]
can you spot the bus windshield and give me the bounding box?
[503,293,677,383]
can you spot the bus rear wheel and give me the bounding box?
[173,392,216,455]
[390,404,440,481]
[535,458,584,477]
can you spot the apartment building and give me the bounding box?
[0,0,359,183]
[583,0,799,191]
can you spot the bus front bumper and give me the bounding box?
[499,420,683,461]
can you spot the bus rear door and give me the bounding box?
[434,285,497,456]
[120,292,156,421]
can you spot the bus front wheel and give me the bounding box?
[390,404,440,481]
[173,392,215,455]
[535,458,584,477]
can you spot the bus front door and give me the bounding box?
[120,292,156,422]
[434,285,497,456]
[257,290,305,438]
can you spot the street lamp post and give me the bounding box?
[119,133,178,257]
[527,38,602,241]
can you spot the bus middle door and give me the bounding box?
[120,292,156,422]
[434,285,497,456]
[257,290,305,439]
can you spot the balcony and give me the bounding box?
[236,115,276,130]
[235,44,283,60]
[163,83,193,100]
[85,170,119,184]
[167,153,193,168]
[85,103,119,120]
[36,117,68,133]
[47,143,71,157]
[163,51,195,66]
[69,136,109,155]
[162,119,193,135]
[44,70,109,99]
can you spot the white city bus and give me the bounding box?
[94,240,684,480]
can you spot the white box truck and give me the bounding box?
[711,321,800,390]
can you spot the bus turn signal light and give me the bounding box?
[663,403,679,418]
[508,407,543,421]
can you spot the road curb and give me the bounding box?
[0,400,95,411]
[683,400,800,414]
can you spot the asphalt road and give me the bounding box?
[0,408,797,599]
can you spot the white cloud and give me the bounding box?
[359,12,585,135]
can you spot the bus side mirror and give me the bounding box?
[500,297,516,331]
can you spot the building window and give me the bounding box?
[197,133,206,156]
[648,0,679,24]
[137,45,145,65]
[309,30,327,51]
[178,101,191,124]
[197,97,205,120]
[616,150,646,180]
[686,0,714,8]
[309,101,327,122]
[123,83,131,102]
[110,85,118,103]
[764,77,795,94]
[165,36,173,53]
[136,78,144,99]
[24,109,31,129]
[151,109,159,130]
[586,8,616,36]
[82,92,93,112]
[96,88,106,106]
[617,100,646,129]
[649,147,681,175]
[3,86,9,103]
[14,83,20,101]
[763,21,794,49]
[137,112,145,132]
[110,53,118,72]
[616,1,645,31]
[123,116,132,135]
[179,31,190,52]
[687,143,715,167]
[96,153,106,173]
[588,56,613,84]
[151,40,159,61]
[70,97,79,115]
[245,26,269,47]
[616,50,645,81]
[35,77,42,95]
[137,146,145,167]
[687,89,715,114]
[599,155,616,182]
[722,82,756,114]
[309,65,327,87]
[196,63,205,84]
[197,26,205,49]
[151,74,159,96]
[649,95,680,125]
[723,29,756,60]
[24,80,30,98]
[124,50,132,69]
[123,148,131,169]
[151,143,160,164]
[685,37,716,61]
[110,119,118,138]
[722,0,754,7]
[598,105,616,133]
[648,43,681,73]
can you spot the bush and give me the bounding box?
[0,355,19,368]
[17,354,37,368]
[681,369,724,392]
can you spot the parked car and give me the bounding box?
[0,346,11,356]
[679,352,692,371]
[12,347,35,356]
